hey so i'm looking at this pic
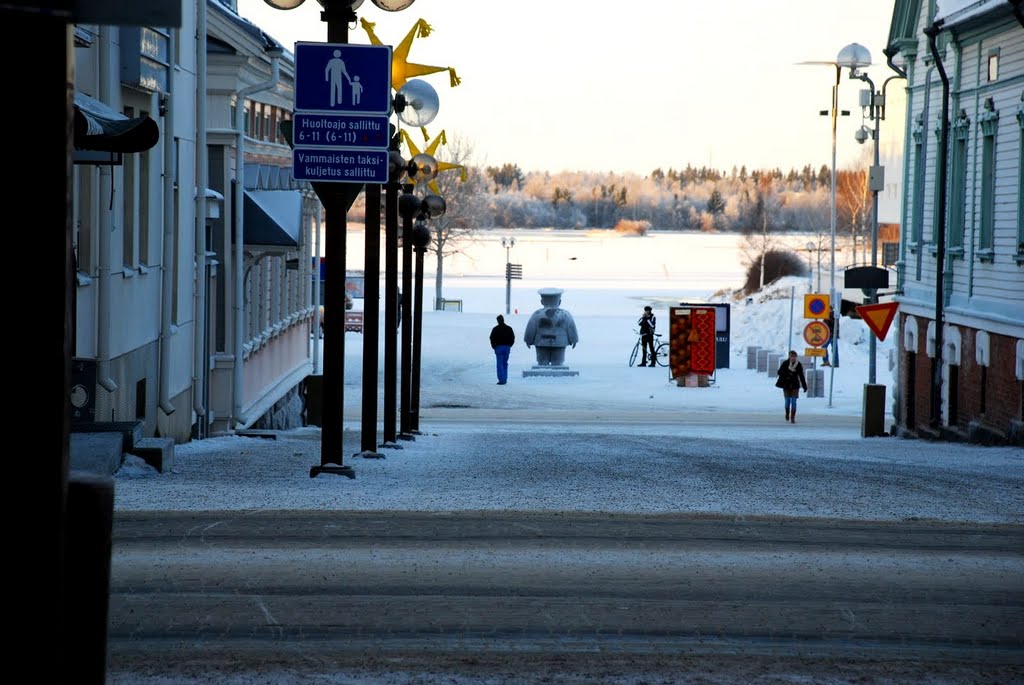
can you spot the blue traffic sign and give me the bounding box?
[292,113,390,149]
[293,148,389,184]
[294,42,392,115]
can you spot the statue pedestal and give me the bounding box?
[523,365,579,378]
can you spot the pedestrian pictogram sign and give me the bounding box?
[803,320,831,347]
[804,294,830,319]
[294,42,392,115]
[856,301,899,341]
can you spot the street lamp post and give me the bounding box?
[501,237,516,316]
[850,67,882,385]
[825,62,842,408]
[801,43,870,408]
[381,78,439,447]
[398,184,416,440]
[804,241,815,293]
[409,194,444,432]
[262,0,418,475]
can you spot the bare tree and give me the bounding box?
[739,172,784,289]
[420,134,487,309]
[837,148,872,265]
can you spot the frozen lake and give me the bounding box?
[339,228,828,317]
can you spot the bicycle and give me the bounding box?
[629,330,669,367]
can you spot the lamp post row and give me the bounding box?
[263,0,444,475]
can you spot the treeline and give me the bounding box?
[472,161,871,240]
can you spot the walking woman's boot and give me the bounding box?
[785,407,790,421]
[790,409,796,423]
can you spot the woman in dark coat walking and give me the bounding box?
[775,350,808,423]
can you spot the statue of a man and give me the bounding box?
[524,288,579,366]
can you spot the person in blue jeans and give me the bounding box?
[489,315,516,385]
[775,350,808,423]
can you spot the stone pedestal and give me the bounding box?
[522,365,579,378]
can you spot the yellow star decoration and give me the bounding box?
[400,129,467,196]
[360,18,461,92]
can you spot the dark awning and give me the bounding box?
[243,189,302,252]
[73,92,160,153]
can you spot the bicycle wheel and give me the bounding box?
[629,340,640,367]
[656,342,670,367]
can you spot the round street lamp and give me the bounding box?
[263,1,415,9]
[395,79,440,129]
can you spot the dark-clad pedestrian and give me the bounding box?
[489,314,515,385]
[775,350,808,423]
[637,306,657,366]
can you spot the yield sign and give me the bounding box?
[856,301,899,341]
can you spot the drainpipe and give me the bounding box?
[194,1,209,435]
[96,28,117,393]
[925,21,949,430]
[158,28,177,415]
[232,49,281,427]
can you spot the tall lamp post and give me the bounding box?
[849,61,904,386]
[396,155,437,438]
[804,241,815,293]
[848,56,881,385]
[799,43,869,408]
[262,0,417,476]
[501,236,516,315]
[409,194,445,433]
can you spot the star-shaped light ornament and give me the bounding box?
[360,18,461,92]
[400,129,466,195]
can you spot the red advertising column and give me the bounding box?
[669,307,716,382]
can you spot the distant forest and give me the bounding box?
[350,138,886,303]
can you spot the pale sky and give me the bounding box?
[236,0,904,176]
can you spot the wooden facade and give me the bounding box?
[888,0,1023,445]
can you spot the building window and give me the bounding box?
[987,51,999,82]
[948,111,969,252]
[123,151,138,269]
[139,143,152,265]
[911,113,925,247]
[931,115,945,246]
[978,99,999,254]
[979,133,995,252]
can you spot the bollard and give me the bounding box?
[862,384,887,437]
[806,368,825,398]
[304,375,323,426]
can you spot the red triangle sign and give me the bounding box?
[856,302,899,341]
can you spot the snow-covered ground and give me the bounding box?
[113,231,1023,523]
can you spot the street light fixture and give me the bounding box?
[263,1,416,9]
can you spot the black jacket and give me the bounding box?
[776,359,808,391]
[490,323,515,348]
